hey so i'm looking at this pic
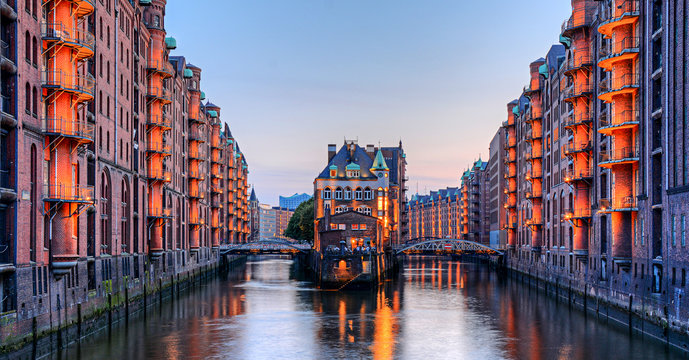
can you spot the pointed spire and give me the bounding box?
[371,149,389,171]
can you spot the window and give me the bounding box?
[322,188,331,200]
[360,224,367,230]
[355,187,363,200]
[344,187,352,200]
[25,31,30,62]
[352,224,359,230]
[672,215,677,246]
[682,215,686,247]
[330,223,337,230]
[24,83,30,113]
[364,188,372,200]
[32,36,37,65]
[32,87,37,116]
[335,187,342,200]
[347,170,360,178]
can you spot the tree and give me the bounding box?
[284,197,314,243]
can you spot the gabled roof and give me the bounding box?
[316,143,376,179]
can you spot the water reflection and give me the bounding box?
[57,256,685,360]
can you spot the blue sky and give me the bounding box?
[165,0,571,205]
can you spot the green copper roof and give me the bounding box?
[345,163,361,171]
[183,68,193,78]
[207,110,218,118]
[559,34,571,49]
[165,37,177,50]
[329,165,338,170]
[371,149,389,171]
[538,63,549,79]
[139,0,151,5]
[200,91,206,100]
[512,106,520,115]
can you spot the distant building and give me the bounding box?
[279,193,312,210]
[460,159,491,245]
[489,128,507,249]
[259,205,294,241]
[408,188,462,240]
[313,140,407,252]
[249,189,260,242]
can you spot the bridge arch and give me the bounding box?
[395,239,503,256]
[219,239,311,255]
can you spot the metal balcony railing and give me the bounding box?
[42,70,95,98]
[599,37,639,60]
[564,167,594,182]
[188,169,204,180]
[148,207,172,218]
[146,114,172,128]
[146,142,171,154]
[562,111,593,128]
[43,118,95,141]
[600,109,640,129]
[189,129,205,142]
[146,86,172,102]
[602,0,640,22]
[525,191,542,200]
[564,208,592,219]
[525,149,543,160]
[562,82,593,100]
[561,11,594,35]
[41,22,95,52]
[564,53,593,72]
[189,189,204,199]
[599,196,638,211]
[43,184,94,202]
[146,59,174,77]
[599,146,640,164]
[211,186,223,194]
[563,140,592,155]
[147,169,171,182]
[599,73,639,96]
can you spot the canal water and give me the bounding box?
[55,256,685,360]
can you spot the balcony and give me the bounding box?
[211,171,224,179]
[211,152,222,163]
[525,149,543,161]
[148,207,172,219]
[211,198,223,208]
[146,59,174,78]
[562,111,592,129]
[146,114,172,129]
[189,129,205,142]
[598,73,639,103]
[564,208,592,220]
[43,118,95,143]
[43,184,94,203]
[563,140,592,156]
[598,37,639,69]
[0,40,16,74]
[525,218,542,227]
[525,169,542,181]
[525,128,543,142]
[146,142,172,156]
[211,186,223,194]
[599,196,638,212]
[147,169,171,182]
[41,22,95,60]
[563,54,593,75]
[561,12,595,37]
[525,191,542,200]
[42,70,95,102]
[189,151,204,161]
[146,86,172,104]
[598,146,639,167]
[599,109,639,134]
[188,170,204,181]
[564,167,594,183]
[189,187,205,199]
[598,0,640,38]
[562,82,593,101]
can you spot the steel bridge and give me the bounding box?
[394,238,503,256]
[219,239,311,255]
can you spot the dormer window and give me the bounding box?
[330,169,336,177]
[345,163,360,178]
[347,170,359,178]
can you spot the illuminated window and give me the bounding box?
[352,224,359,230]
[360,224,367,230]
[330,223,337,230]
[364,187,372,200]
[330,169,336,177]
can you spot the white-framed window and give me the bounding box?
[335,187,343,200]
[364,187,372,200]
[335,205,348,214]
[344,187,352,200]
[323,188,331,200]
[347,170,360,178]
[355,187,363,200]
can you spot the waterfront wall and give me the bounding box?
[0,253,245,357]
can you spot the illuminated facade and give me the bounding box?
[0,0,250,346]
[408,187,461,240]
[491,0,689,339]
[313,140,407,251]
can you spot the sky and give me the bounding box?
[165,0,572,206]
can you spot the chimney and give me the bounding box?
[366,144,374,158]
[328,144,337,162]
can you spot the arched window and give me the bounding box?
[344,187,352,200]
[335,187,343,200]
[32,87,37,115]
[355,187,363,200]
[322,187,331,200]
[32,36,37,65]
[24,31,29,61]
[364,187,372,200]
[24,83,30,113]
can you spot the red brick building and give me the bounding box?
[0,0,250,346]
